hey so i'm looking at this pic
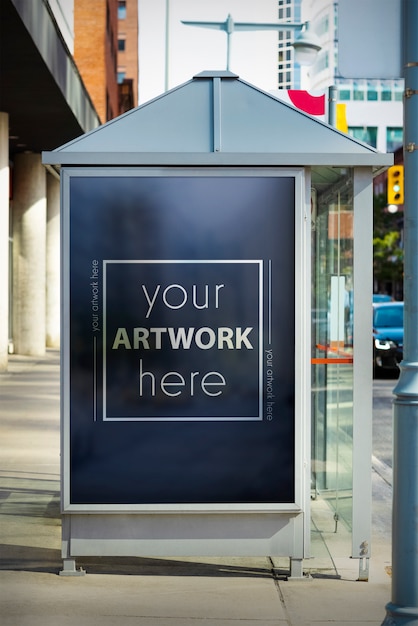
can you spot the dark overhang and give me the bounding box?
[0,0,100,158]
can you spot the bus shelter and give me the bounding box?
[43,71,392,578]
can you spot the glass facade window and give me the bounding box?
[276,0,301,89]
[353,86,365,101]
[278,0,296,20]
[317,15,329,36]
[316,52,329,73]
[348,126,377,148]
[337,80,404,102]
[367,83,378,101]
[118,1,126,19]
[386,127,403,152]
[339,89,351,101]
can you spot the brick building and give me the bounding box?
[117,0,138,112]
[74,0,119,123]
[74,0,138,122]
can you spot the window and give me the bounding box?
[118,38,126,52]
[117,70,126,84]
[317,15,329,36]
[278,0,292,19]
[314,51,329,73]
[337,80,405,102]
[386,127,403,153]
[118,0,126,19]
[367,83,378,101]
[348,126,377,148]
[311,167,355,529]
[339,89,351,101]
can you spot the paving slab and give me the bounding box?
[0,351,393,626]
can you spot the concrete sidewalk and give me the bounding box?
[0,350,392,625]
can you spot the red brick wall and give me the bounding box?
[74,0,119,122]
[117,0,138,108]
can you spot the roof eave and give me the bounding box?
[42,151,393,168]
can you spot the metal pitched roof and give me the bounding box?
[43,71,392,167]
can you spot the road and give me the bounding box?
[372,371,397,545]
[373,372,398,470]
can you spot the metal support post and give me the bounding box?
[328,85,337,127]
[59,559,86,577]
[289,557,304,579]
[60,514,86,577]
[382,0,418,623]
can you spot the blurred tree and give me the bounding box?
[373,193,404,299]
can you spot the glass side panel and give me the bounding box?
[311,167,354,531]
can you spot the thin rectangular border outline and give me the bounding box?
[61,166,305,514]
[102,259,263,421]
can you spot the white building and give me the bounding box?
[277,0,403,154]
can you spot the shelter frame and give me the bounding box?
[59,166,311,578]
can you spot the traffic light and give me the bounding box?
[387,165,404,205]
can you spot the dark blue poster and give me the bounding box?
[67,174,295,505]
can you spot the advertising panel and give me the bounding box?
[65,172,295,507]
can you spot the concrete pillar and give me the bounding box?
[12,153,46,356]
[46,172,60,348]
[0,113,9,371]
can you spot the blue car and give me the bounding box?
[373,301,404,374]
[373,294,392,303]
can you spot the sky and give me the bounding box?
[138,0,279,104]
